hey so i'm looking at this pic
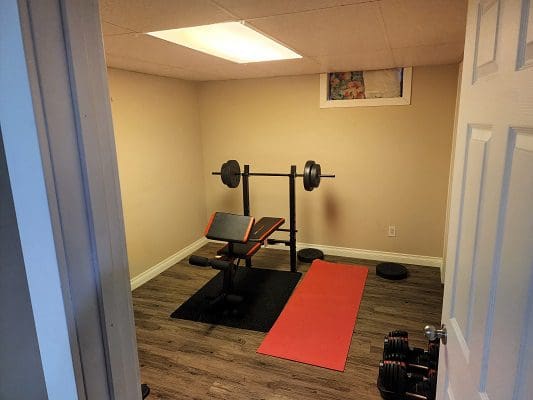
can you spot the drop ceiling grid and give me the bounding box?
[99,0,235,33]
[210,0,380,20]
[100,0,467,81]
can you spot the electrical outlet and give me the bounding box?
[388,225,396,237]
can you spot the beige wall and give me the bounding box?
[108,68,206,278]
[199,65,459,257]
[108,64,458,279]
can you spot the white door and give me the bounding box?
[439,0,533,399]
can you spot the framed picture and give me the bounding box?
[319,67,412,108]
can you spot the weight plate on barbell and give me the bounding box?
[303,160,315,191]
[221,160,241,188]
[310,162,321,190]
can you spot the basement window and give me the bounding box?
[319,67,412,108]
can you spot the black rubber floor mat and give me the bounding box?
[171,267,301,332]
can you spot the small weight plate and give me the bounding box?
[309,162,321,190]
[221,160,241,188]
[303,160,315,191]
[220,161,229,185]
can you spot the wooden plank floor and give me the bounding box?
[132,243,443,400]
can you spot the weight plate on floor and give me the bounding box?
[221,160,241,188]
[376,262,408,280]
[297,248,324,263]
[303,160,315,191]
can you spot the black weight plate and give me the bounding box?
[221,160,241,188]
[383,337,395,355]
[396,364,407,393]
[385,338,409,356]
[220,161,229,185]
[383,364,393,391]
[393,363,400,393]
[388,330,409,339]
[303,160,315,191]
[383,338,396,354]
[376,262,408,280]
[309,162,321,189]
[386,362,403,393]
[297,248,324,263]
[383,352,406,362]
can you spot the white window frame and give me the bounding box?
[319,67,413,108]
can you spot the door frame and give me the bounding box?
[0,0,140,398]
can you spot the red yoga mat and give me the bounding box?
[257,259,368,371]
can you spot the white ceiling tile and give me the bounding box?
[213,0,374,19]
[104,33,234,70]
[106,54,198,80]
[99,0,235,33]
[392,42,465,67]
[379,0,467,49]
[247,2,390,57]
[314,49,396,72]
[101,0,467,80]
[106,50,323,81]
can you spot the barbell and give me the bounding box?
[213,160,335,191]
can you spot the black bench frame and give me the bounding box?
[240,164,299,272]
[190,212,287,306]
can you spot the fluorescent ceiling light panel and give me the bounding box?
[147,22,302,63]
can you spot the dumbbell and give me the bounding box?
[383,331,440,371]
[378,361,437,400]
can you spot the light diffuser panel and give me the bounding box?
[147,22,302,64]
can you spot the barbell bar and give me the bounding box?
[212,160,335,191]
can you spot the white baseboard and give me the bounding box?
[130,237,208,290]
[131,238,442,290]
[266,241,443,268]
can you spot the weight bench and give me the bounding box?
[189,212,285,305]
[217,216,285,259]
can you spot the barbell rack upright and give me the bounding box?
[236,164,298,272]
[243,164,250,217]
[242,165,252,268]
[289,165,297,272]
